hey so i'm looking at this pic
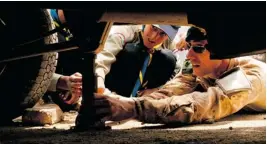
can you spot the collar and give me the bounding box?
[202,59,231,80]
[199,58,237,89]
[213,59,231,78]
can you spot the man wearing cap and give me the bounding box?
[94,24,179,98]
[92,25,266,125]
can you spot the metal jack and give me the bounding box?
[69,18,113,131]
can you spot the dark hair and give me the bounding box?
[171,25,180,31]
[185,26,207,42]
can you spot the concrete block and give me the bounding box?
[22,104,63,125]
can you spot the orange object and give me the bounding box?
[97,88,105,94]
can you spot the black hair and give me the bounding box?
[185,26,207,42]
[171,25,180,31]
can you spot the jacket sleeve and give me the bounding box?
[140,73,198,99]
[47,73,62,92]
[134,62,265,124]
[95,25,137,89]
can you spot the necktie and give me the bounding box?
[50,9,60,26]
[130,53,152,97]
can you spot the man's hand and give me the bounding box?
[57,72,82,105]
[65,72,82,104]
[94,94,137,122]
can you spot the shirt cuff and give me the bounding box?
[97,76,105,89]
[48,73,62,92]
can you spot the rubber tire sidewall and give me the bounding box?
[0,9,58,122]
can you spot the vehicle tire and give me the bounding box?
[0,9,58,123]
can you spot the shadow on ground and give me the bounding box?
[0,126,265,144]
[0,113,265,144]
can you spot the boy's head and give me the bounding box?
[143,24,179,49]
[185,26,222,77]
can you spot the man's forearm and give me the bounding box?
[133,95,195,124]
[133,86,256,125]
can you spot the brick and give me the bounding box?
[22,104,63,125]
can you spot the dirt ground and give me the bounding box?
[0,112,265,144]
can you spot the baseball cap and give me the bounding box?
[152,24,180,41]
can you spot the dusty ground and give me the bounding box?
[0,112,265,144]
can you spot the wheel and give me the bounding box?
[0,9,58,123]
